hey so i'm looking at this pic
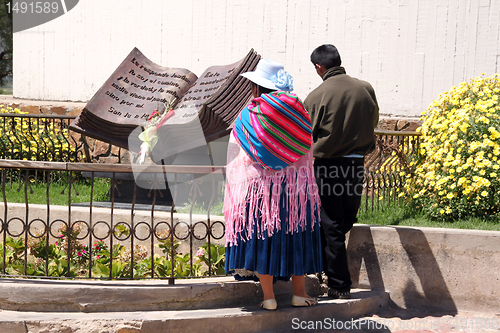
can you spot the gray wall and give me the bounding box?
[348,224,500,312]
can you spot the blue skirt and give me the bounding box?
[225,187,322,279]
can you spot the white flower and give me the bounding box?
[271,69,294,91]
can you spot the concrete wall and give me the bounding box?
[348,224,500,313]
[13,0,500,118]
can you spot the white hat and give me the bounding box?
[241,59,294,92]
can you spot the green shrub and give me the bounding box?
[196,243,226,276]
[404,74,500,220]
[1,229,224,279]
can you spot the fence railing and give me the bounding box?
[0,129,420,281]
[0,113,79,162]
[363,130,420,211]
[0,160,225,283]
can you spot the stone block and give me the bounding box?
[0,322,26,333]
[402,121,422,131]
[396,119,410,130]
[120,150,134,164]
[40,106,50,114]
[94,140,110,156]
[69,131,82,145]
[117,327,141,333]
[377,118,422,132]
[377,119,397,131]
[66,107,83,116]
[99,156,119,164]
[84,136,96,150]
[111,145,121,156]
[68,131,83,152]
[395,119,422,131]
[21,105,41,114]
[50,106,67,115]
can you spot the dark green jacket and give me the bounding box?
[304,67,379,158]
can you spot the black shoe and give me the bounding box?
[328,288,351,299]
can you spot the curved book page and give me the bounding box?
[70,47,259,151]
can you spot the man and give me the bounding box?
[304,44,379,299]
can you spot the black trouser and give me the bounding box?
[314,157,364,291]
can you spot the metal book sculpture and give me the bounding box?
[70,48,260,164]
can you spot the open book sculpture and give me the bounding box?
[70,48,260,163]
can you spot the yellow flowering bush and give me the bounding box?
[0,105,76,161]
[405,74,500,220]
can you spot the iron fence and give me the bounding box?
[0,160,225,283]
[0,130,420,281]
[363,130,421,211]
[0,114,79,162]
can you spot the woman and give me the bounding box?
[224,59,322,310]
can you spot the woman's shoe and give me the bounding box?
[259,298,277,310]
[291,295,318,307]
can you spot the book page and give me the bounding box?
[84,47,198,126]
[164,60,244,125]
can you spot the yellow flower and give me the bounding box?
[404,74,500,218]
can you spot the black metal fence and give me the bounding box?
[0,125,420,281]
[0,113,79,162]
[363,130,420,211]
[0,161,225,283]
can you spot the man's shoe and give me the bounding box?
[327,288,351,299]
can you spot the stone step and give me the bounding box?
[0,289,389,333]
[1,276,320,312]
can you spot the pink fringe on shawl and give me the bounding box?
[224,131,321,246]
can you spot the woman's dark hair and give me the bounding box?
[252,82,276,95]
[310,44,342,69]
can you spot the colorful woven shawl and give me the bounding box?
[233,91,313,170]
[224,92,320,246]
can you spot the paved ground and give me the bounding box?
[262,307,500,333]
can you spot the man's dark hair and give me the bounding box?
[310,44,342,69]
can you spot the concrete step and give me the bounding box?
[0,276,321,312]
[0,289,389,333]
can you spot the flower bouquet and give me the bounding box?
[138,98,177,164]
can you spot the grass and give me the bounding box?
[1,177,499,231]
[358,199,500,231]
[1,177,110,205]
[2,176,226,215]
[176,198,224,216]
